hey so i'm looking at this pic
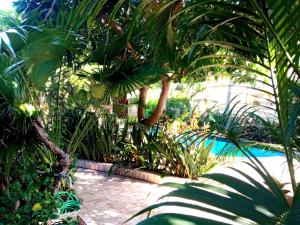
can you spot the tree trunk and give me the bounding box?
[138,87,148,122]
[31,118,70,194]
[144,77,171,128]
[172,0,184,16]
[114,96,128,118]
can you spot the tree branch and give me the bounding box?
[31,119,70,193]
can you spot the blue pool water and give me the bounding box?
[149,127,284,157]
[206,139,285,157]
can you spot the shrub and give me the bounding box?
[165,97,191,121]
[0,153,59,224]
[141,122,218,179]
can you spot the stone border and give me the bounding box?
[77,214,99,225]
[76,160,203,225]
[77,160,190,184]
[78,215,87,225]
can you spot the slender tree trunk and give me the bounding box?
[138,87,148,122]
[31,118,70,194]
[144,76,171,128]
[140,0,181,128]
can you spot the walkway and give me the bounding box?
[74,169,164,225]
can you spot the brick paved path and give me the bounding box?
[74,169,164,225]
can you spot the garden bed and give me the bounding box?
[77,160,191,184]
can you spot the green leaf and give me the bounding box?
[90,83,107,99]
[19,28,78,88]
[285,185,300,224]
[137,213,231,225]
[0,32,16,58]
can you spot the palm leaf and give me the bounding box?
[131,155,297,225]
[19,28,79,88]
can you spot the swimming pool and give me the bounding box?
[206,139,285,157]
[149,127,285,157]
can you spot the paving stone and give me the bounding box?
[74,169,160,225]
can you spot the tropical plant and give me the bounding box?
[241,115,280,143]
[0,152,59,224]
[65,110,125,163]
[0,51,66,223]
[0,68,59,222]
[85,2,167,101]
[195,97,280,143]
[145,128,188,176]
[138,122,218,178]
[0,0,112,223]
[135,0,189,128]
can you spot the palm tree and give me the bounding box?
[70,0,188,128]
[136,0,185,128]
[81,0,170,126]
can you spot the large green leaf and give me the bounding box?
[19,28,78,88]
[92,64,167,99]
[137,213,230,225]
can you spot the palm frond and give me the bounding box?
[131,153,298,225]
[18,28,80,88]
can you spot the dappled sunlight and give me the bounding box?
[73,168,163,224]
[1,0,298,224]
